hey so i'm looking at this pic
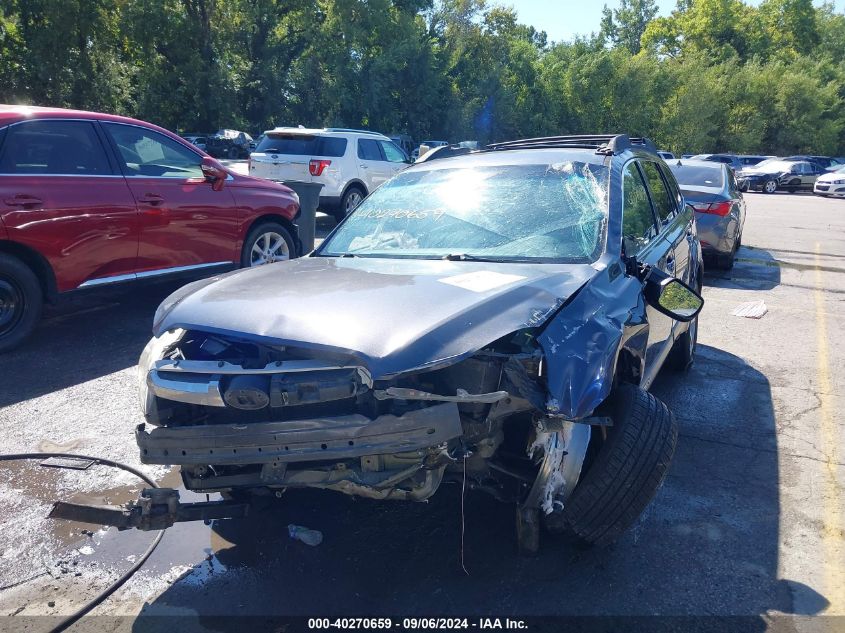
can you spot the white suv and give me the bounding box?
[249,127,411,221]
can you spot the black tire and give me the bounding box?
[667,272,702,371]
[228,146,239,159]
[763,179,778,194]
[667,312,699,371]
[332,185,366,223]
[240,221,297,267]
[557,384,678,546]
[0,253,43,353]
[715,250,735,270]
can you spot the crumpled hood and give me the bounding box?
[155,256,597,377]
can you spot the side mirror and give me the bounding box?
[643,268,703,322]
[201,157,227,191]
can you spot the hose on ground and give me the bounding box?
[0,452,164,633]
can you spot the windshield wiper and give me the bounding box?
[442,253,507,262]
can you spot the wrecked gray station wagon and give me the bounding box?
[126,135,703,553]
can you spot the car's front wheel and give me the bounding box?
[0,253,43,353]
[547,384,678,546]
[241,222,296,267]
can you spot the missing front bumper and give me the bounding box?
[136,402,463,465]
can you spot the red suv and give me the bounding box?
[0,105,301,352]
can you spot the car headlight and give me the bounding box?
[831,179,845,185]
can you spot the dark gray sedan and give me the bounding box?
[669,159,745,269]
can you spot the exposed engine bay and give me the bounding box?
[138,328,591,514]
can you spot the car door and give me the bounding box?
[0,118,139,291]
[102,122,240,275]
[804,162,822,188]
[621,161,673,386]
[378,140,411,178]
[356,138,393,190]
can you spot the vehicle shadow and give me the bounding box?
[134,345,823,627]
[0,279,185,408]
[704,245,781,292]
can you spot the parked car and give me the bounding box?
[0,105,301,352]
[130,134,703,554]
[784,155,844,171]
[249,127,411,222]
[738,155,774,167]
[668,159,745,269]
[389,134,414,157]
[736,159,823,193]
[657,150,675,160]
[814,165,845,197]
[691,153,744,171]
[205,129,254,159]
[181,134,208,151]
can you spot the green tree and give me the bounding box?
[600,0,659,54]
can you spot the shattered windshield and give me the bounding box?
[319,162,609,263]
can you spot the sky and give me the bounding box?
[508,0,845,43]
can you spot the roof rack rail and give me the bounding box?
[487,134,657,155]
[325,127,384,136]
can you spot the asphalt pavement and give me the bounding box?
[0,191,843,631]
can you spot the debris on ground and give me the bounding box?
[288,524,323,546]
[731,300,768,319]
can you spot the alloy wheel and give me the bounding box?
[344,191,362,213]
[249,231,290,266]
[764,180,777,193]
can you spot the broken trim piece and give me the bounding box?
[154,359,374,387]
[373,387,509,403]
[521,421,591,514]
[148,370,225,407]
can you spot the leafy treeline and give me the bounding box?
[1,0,844,154]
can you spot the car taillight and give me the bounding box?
[309,159,331,176]
[691,201,732,216]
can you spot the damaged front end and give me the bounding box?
[134,324,594,529]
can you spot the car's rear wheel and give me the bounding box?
[241,222,296,267]
[763,179,778,194]
[0,253,43,353]
[550,384,678,546]
[228,146,239,159]
[332,186,365,223]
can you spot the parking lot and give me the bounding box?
[0,192,843,630]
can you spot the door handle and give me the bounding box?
[138,194,164,206]
[4,195,43,208]
[359,164,369,169]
